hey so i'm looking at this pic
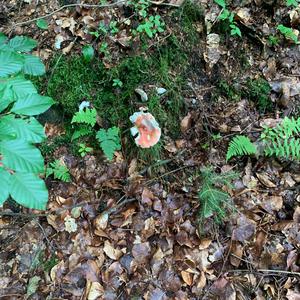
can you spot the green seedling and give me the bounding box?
[78,143,93,157]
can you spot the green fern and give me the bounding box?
[46,160,71,182]
[71,126,92,141]
[96,127,121,160]
[262,117,300,160]
[71,108,97,126]
[198,167,238,223]
[226,135,256,161]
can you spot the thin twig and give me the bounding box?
[104,198,137,214]
[227,269,300,277]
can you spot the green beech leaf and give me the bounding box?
[10,76,37,97]
[0,118,17,140]
[0,139,44,173]
[0,51,23,77]
[8,36,37,52]
[0,168,11,205]
[214,0,226,7]
[23,55,45,76]
[0,33,7,45]
[10,172,48,210]
[82,45,94,63]
[36,19,48,30]
[0,115,46,143]
[11,93,54,115]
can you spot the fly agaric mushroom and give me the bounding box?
[130,111,161,148]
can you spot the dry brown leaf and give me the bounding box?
[87,281,104,300]
[103,241,123,260]
[230,242,244,267]
[256,173,276,188]
[181,270,193,286]
[180,113,192,133]
[94,212,109,230]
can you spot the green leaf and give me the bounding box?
[8,36,37,52]
[10,172,48,210]
[0,118,16,140]
[0,139,44,173]
[23,55,45,76]
[0,33,7,45]
[0,84,14,112]
[10,76,37,97]
[0,115,46,143]
[36,19,48,30]
[71,108,97,126]
[96,126,121,160]
[0,51,23,77]
[0,167,11,205]
[82,45,94,63]
[11,93,54,115]
[214,0,226,8]
[286,0,299,7]
[71,126,92,141]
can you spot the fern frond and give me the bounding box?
[46,160,71,182]
[198,167,237,223]
[262,117,300,160]
[226,135,256,161]
[71,126,92,141]
[96,126,121,160]
[199,182,229,219]
[71,108,97,126]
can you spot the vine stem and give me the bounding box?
[11,1,181,28]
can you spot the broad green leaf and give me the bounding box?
[23,55,45,76]
[0,118,17,140]
[214,0,226,7]
[0,139,44,173]
[11,93,54,115]
[10,172,48,210]
[0,115,45,143]
[36,19,48,30]
[10,76,37,97]
[0,167,11,205]
[82,45,94,63]
[0,51,23,77]
[0,33,7,45]
[8,36,37,52]
[0,85,14,112]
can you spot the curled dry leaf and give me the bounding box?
[87,281,104,300]
[94,212,109,230]
[180,113,192,133]
[132,242,151,264]
[181,270,193,286]
[256,173,276,188]
[103,240,123,260]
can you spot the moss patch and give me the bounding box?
[35,0,204,163]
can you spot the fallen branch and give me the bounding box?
[227,269,300,277]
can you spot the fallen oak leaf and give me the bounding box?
[103,240,123,260]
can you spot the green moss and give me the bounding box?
[216,80,241,102]
[244,78,272,113]
[35,0,203,164]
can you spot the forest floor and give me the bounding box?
[1,0,300,299]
